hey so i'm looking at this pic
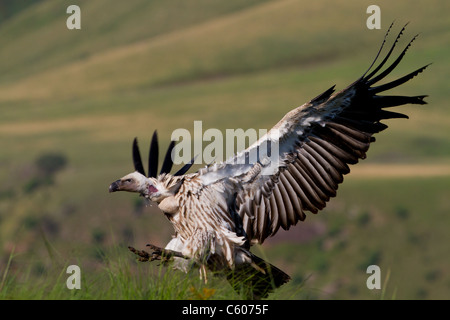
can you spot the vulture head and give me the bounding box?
[108,131,194,202]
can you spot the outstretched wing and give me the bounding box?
[198,23,429,244]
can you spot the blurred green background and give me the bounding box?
[0,0,449,299]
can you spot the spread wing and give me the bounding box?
[198,23,429,244]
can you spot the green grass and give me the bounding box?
[0,243,306,300]
[0,0,449,300]
[0,244,227,300]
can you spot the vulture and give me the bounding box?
[109,23,428,299]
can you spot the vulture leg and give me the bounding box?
[128,244,190,262]
[128,246,153,262]
[146,243,189,260]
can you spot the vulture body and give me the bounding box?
[109,24,428,299]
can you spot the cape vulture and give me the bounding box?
[109,23,429,299]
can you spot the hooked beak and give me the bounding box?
[109,180,121,193]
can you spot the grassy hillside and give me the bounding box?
[0,0,449,300]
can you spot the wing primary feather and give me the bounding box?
[132,138,146,176]
[174,155,197,176]
[309,85,336,104]
[362,21,395,78]
[148,131,159,178]
[377,110,409,120]
[367,33,418,86]
[364,22,409,81]
[369,64,430,94]
[373,95,428,108]
[160,140,176,175]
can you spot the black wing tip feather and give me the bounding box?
[361,20,396,78]
[174,155,198,176]
[416,94,429,105]
[160,140,176,175]
[362,22,423,85]
[369,63,430,95]
[373,94,428,110]
[357,23,429,109]
[362,21,408,81]
[131,131,194,178]
[132,137,146,177]
[148,130,159,178]
[310,85,336,104]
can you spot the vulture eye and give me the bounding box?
[125,178,132,183]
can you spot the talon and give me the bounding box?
[129,245,153,262]
[146,244,162,252]
[151,254,161,261]
[130,244,188,263]
[128,246,137,253]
